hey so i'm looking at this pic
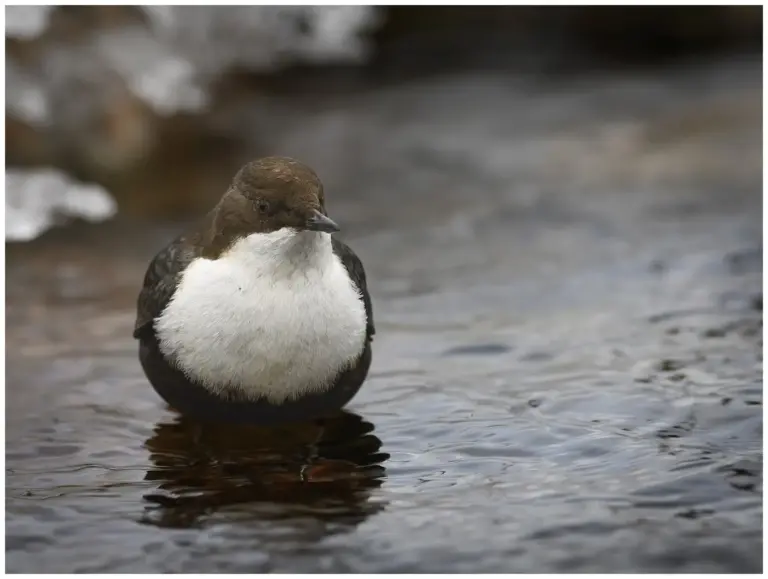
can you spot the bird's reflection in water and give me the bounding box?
[141,410,389,534]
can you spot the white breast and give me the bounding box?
[154,229,367,404]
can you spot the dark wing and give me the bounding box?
[133,235,199,339]
[332,237,375,341]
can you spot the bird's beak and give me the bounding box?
[306,209,340,233]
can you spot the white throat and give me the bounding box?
[237,228,334,277]
[154,229,367,403]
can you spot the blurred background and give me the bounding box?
[6,6,763,574]
[4,5,762,235]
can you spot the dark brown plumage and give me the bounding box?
[134,157,374,424]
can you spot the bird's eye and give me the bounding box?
[257,200,270,213]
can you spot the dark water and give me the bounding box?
[6,58,762,572]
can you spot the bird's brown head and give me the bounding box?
[204,156,339,257]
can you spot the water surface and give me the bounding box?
[6,59,762,573]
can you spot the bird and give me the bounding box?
[133,156,374,425]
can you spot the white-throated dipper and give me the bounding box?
[133,157,374,424]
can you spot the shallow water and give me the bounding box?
[6,59,762,572]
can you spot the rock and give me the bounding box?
[5,168,117,241]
